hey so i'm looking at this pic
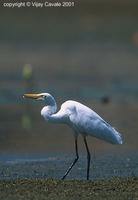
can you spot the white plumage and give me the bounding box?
[23,92,123,180]
[58,100,122,145]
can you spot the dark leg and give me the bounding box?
[62,139,79,180]
[83,137,91,180]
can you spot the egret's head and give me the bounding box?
[23,93,55,105]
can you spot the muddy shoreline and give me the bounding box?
[0,177,137,200]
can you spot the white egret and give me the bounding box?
[23,93,123,180]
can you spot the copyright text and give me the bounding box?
[3,1,75,8]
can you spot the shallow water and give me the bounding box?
[0,151,137,180]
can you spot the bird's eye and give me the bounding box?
[42,95,45,98]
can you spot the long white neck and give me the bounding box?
[41,97,57,122]
[41,94,66,124]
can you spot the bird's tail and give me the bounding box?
[105,123,123,145]
[113,129,123,145]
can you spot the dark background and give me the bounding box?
[0,0,138,156]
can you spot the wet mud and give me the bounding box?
[0,177,137,200]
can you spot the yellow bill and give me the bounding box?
[23,94,44,99]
